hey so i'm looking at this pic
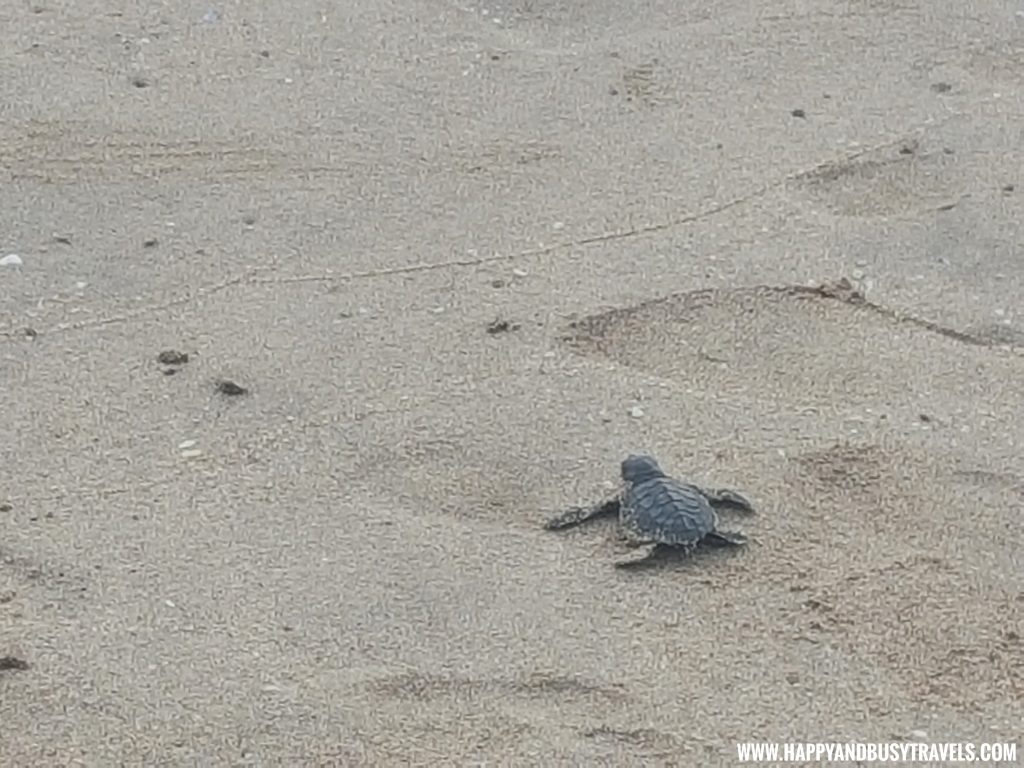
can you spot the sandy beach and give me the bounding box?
[2,0,1022,764]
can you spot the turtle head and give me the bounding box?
[621,454,665,483]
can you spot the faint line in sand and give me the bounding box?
[5,96,1001,339]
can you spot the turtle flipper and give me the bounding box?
[614,543,661,568]
[702,529,748,547]
[696,486,755,513]
[543,496,620,530]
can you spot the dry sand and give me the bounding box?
[2,0,1023,765]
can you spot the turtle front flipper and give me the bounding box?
[543,495,620,530]
[696,486,755,513]
[702,530,748,547]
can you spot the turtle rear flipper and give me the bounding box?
[702,530,748,547]
[543,496,620,530]
[615,539,703,568]
[614,543,662,568]
[697,487,756,514]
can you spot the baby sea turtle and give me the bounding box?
[545,454,755,567]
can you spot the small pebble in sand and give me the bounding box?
[216,380,249,396]
[486,318,520,334]
[157,350,189,365]
[629,405,645,419]
[0,254,23,267]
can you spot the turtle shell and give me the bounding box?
[619,475,717,545]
